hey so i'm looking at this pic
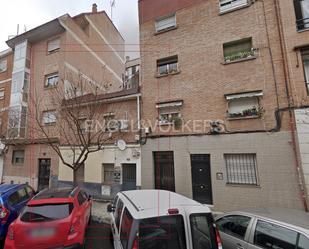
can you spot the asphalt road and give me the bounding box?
[85,220,113,249]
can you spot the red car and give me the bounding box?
[4,187,92,249]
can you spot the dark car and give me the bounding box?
[0,184,35,240]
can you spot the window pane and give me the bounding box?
[120,208,133,249]
[139,215,186,249]
[21,204,74,222]
[254,220,298,249]
[115,200,124,230]
[43,111,56,124]
[190,214,216,249]
[224,154,258,185]
[220,0,248,12]
[12,150,25,164]
[228,97,259,116]
[0,59,7,72]
[224,39,252,57]
[48,38,60,53]
[298,235,309,249]
[8,192,21,206]
[216,215,251,239]
[155,14,176,32]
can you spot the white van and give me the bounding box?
[107,189,222,249]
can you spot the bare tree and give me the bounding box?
[27,70,120,185]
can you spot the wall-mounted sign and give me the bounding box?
[216,172,224,180]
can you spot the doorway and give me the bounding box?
[122,164,136,191]
[38,159,51,191]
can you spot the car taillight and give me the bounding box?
[215,227,223,249]
[7,225,14,240]
[0,206,10,224]
[132,236,138,249]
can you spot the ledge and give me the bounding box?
[222,56,256,65]
[154,26,178,36]
[219,3,251,15]
[226,183,261,188]
[155,70,181,78]
[297,27,309,33]
[227,115,260,121]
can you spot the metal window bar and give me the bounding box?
[224,154,258,185]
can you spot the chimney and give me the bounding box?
[92,3,97,13]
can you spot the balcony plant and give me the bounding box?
[224,48,257,63]
[228,106,264,119]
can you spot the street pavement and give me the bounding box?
[85,220,113,249]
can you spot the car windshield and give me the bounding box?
[138,215,186,249]
[21,203,74,222]
[190,213,217,249]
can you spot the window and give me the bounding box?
[223,38,255,62]
[45,73,59,88]
[224,154,258,185]
[0,88,5,99]
[77,191,86,205]
[12,150,25,164]
[42,111,57,124]
[219,0,249,13]
[190,213,217,249]
[115,199,124,231]
[254,220,298,249]
[102,164,115,184]
[298,235,309,249]
[294,0,309,30]
[47,38,60,54]
[0,59,7,72]
[21,203,74,222]
[216,215,251,240]
[120,208,133,249]
[155,13,176,33]
[8,192,21,206]
[157,55,179,76]
[225,91,263,119]
[301,50,309,94]
[156,100,183,125]
[139,215,186,249]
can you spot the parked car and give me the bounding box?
[107,189,223,249]
[215,208,309,249]
[4,187,92,249]
[0,184,35,241]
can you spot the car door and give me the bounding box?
[216,214,252,249]
[110,196,119,238]
[247,219,299,249]
[113,199,124,249]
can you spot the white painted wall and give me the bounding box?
[58,145,142,186]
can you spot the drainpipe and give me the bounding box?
[274,0,308,211]
[137,95,141,130]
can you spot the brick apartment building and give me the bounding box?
[0,49,13,180]
[1,4,142,197]
[139,0,309,211]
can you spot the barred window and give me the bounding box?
[224,154,258,185]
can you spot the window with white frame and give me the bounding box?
[155,13,176,33]
[301,50,309,94]
[0,59,7,72]
[47,38,60,54]
[224,154,258,185]
[223,38,255,63]
[156,101,183,125]
[157,55,179,76]
[42,111,57,124]
[225,91,263,119]
[45,73,59,88]
[0,88,5,99]
[219,0,249,13]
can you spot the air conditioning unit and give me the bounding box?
[210,120,224,134]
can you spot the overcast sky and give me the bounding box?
[0,0,140,58]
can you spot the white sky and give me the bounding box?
[0,0,140,58]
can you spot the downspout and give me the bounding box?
[274,0,308,211]
[137,95,141,130]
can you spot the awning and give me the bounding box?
[156,100,183,108]
[225,90,263,100]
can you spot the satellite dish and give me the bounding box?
[117,139,126,151]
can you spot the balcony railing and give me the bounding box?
[296,17,309,31]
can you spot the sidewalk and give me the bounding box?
[91,200,111,223]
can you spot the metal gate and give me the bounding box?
[191,154,213,204]
[122,164,136,191]
[38,159,51,191]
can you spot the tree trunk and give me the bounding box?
[73,168,78,187]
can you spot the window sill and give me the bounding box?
[0,70,7,74]
[158,122,174,126]
[226,183,260,188]
[227,115,260,121]
[44,86,58,90]
[222,56,256,65]
[219,3,251,15]
[12,163,24,166]
[154,26,178,36]
[47,49,60,55]
[297,27,309,33]
[155,70,181,78]
[44,122,56,126]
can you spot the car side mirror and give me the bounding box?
[88,195,92,201]
[107,204,115,213]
